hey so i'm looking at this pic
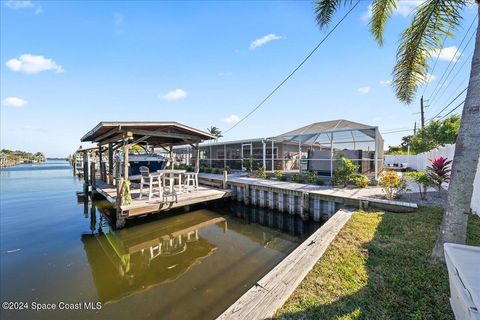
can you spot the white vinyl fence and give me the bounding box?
[385,144,480,216]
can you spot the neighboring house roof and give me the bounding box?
[276,119,376,137]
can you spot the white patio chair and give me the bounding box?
[139,166,162,201]
[183,172,198,192]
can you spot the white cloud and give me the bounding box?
[361,4,373,23]
[380,79,392,86]
[224,114,241,125]
[362,1,425,23]
[5,1,42,14]
[249,34,283,50]
[395,1,425,17]
[428,46,461,62]
[421,73,436,83]
[2,97,28,107]
[6,54,63,74]
[357,86,371,94]
[161,89,187,101]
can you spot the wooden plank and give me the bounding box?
[217,209,353,320]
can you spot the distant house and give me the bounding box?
[175,119,384,178]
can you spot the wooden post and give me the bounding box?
[123,138,129,181]
[195,143,200,173]
[98,144,103,181]
[108,143,114,184]
[73,152,77,176]
[170,145,174,169]
[90,160,96,190]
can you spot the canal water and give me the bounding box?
[0,161,319,320]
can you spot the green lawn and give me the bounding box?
[276,207,480,320]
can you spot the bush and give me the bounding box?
[405,171,435,199]
[354,175,369,188]
[257,166,267,179]
[426,156,452,193]
[279,175,288,182]
[204,167,212,173]
[332,156,359,187]
[315,178,325,186]
[378,171,406,200]
[274,170,283,180]
[199,167,205,173]
[212,168,221,174]
[292,173,305,183]
[307,172,317,184]
[224,166,231,174]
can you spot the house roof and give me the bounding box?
[80,121,216,146]
[276,119,376,137]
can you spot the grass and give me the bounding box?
[276,207,480,320]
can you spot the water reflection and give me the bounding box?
[81,200,318,318]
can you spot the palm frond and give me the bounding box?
[370,0,397,45]
[314,0,352,28]
[393,0,466,104]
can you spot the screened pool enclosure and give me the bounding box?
[174,120,384,179]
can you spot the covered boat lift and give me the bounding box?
[79,121,231,228]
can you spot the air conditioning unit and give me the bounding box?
[444,243,480,320]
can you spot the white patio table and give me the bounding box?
[157,169,187,193]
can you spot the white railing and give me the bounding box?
[385,144,480,216]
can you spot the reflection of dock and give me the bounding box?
[82,211,226,303]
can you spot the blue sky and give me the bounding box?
[1,1,477,157]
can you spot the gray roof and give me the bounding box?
[276,119,376,138]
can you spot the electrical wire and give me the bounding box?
[223,0,361,134]
[426,87,467,123]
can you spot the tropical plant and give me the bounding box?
[206,126,223,139]
[332,156,359,187]
[405,171,436,199]
[314,0,480,261]
[354,174,370,188]
[378,171,407,200]
[224,166,231,174]
[274,170,283,180]
[426,156,452,193]
[292,173,305,183]
[409,116,461,153]
[257,166,267,179]
[307,171,318,184]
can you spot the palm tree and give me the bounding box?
[207,126,223,141]
[315,0,479,261]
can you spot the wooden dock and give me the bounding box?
[95,180,232,220]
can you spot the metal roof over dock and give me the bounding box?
[81,121,216,146]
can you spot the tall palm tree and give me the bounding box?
[207,126,223,141]
[315,0,479,261]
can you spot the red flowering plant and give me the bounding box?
[427,156,452,193]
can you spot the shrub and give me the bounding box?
[354,175,369,188]
[292,173,305,183]
[332,156,359,187]
[223,166,231,174]
[212,168,221,174]
[204,167,212,173]
[426,156,452,193]
[257,166,267,179]
[307,172,317,184]
[405,171,436,199]
[279,175,288,181]
[199,167,205,173]
[378,171,406,200]
[274,170,283,180]
[315,177,325,186]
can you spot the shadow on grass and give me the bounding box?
[276,207,480,320]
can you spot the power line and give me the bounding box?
[381,129,414,135]
[426,87,467,123]
[428,29,476,107]
[421,31,449,97]
[438,100,465,120]
[428,50,473,110]
[223,0,361,134]
[427,15,477,103]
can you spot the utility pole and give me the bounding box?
[420,96,425,128]
[414,121,417,135]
